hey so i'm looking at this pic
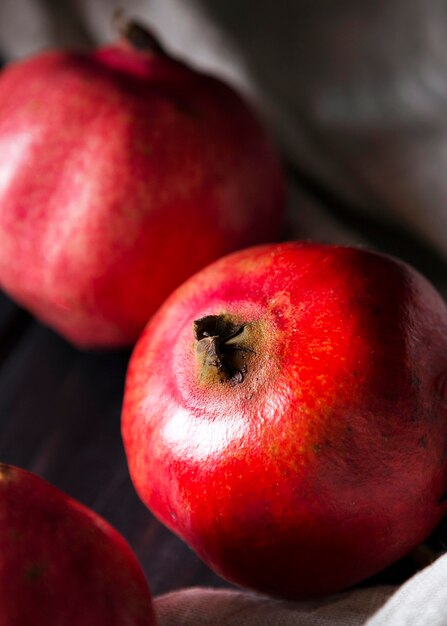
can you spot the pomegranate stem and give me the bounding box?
[113,10,166,55]
[194,315,250,385]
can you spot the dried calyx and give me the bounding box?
[194,314,255,385]
[113,9,166,54]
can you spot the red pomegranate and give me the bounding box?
[122,242,447,599]
[0,19,284,348]
[0,463,154,625]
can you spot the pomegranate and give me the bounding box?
[122,242,447,599]
[0,463,154,625]
[0,18,284,348]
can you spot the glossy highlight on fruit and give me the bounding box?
[0,464,155,625]
[0,19,284,348]
[122,242,447,599]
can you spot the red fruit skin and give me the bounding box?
[0,464,155,626]
[0,40,284,348]
[122,242,447,599]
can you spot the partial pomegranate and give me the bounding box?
[0,18,284,349]
[122,242,447,599]
[0,463,154,625]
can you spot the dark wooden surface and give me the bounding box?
[0,290,231,596]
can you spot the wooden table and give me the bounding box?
[0,290,231,596]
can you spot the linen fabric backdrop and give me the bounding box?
[1,1,447,624]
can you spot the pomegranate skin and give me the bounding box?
[0,36,284,348]
[122,242,447,599]
[0,464,154,625]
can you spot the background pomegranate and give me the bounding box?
[0,463,155,625]
[122,242,447,599]
[0,18,284,348]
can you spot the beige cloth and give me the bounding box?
[365,552,447,626]
[154,553,447,625]
[154,586,393,626]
